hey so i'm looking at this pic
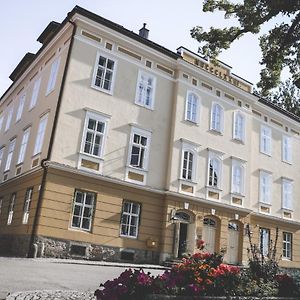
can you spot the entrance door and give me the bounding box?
[227,222,240,264]
[178,223,188,257]
[202,218,216,253]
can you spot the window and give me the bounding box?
[16,94,26,122]
[233,111,245,141]
[4,138,16,172]
[5,104,13,132]
[282,179,293,210]
[33,113,48,155]
[128,128,151,170]
[22,187,33,224]
[282,135,292,163]
[71,190,95,231]
[92,53,116,93]
[259,171,272,204]
[7,193,16,225]
[0,147,4,169]
[231,159,245,195]
[0,112,3,132]
[260,125,272,155]
[46,57,60,95]
[29,77,41,109]
[283,232,292,260]
[210,103,224,133]
[260,228,270,256]
[17,128,30,164]
[120,201,140,238]
[135,71,156,109]
[182,151,194,181]
[185,92,200,123]
[81,112,108,158]
[208,153,222,189]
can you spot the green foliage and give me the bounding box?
[266,79,300,117]
[191,0,300,95]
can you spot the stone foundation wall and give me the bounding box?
[35,235,160,264]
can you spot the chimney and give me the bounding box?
[139,23,149,39]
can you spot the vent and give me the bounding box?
[202,82,213,91]
[271,119,283,127]
[252,110,261,117]
[156,64,173,76]
[31,157,39,168]
[15,166,22,176]
[145,60,152,68]
[224,93,235,101]
[183,73,189,79]
[70,244,86,256]
[105,42,113,50]
[216,90,221,97]
[192,78,197,86]
[291,129,299,135]
[118,47,142,61]
[120,250,135,261]
[82,30,101,43]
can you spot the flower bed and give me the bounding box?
[94,239,300,300]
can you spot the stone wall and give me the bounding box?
[146,296,298,300]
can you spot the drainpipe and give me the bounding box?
[28,20,77,257]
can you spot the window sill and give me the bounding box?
[134,101,154,111]
[259,201,272,207]
[45,88,55,97]
[209,129,223,136]
[127,165,148,173]
[184,119,199,126]
[91,84,113,96]
[68,227,92,234]
[179,178,197,185]
[120,234,138,239]
[281,207,293,212]
[282,159,292,165]
[230,192,245,198]
[79,151,104,161]
[206,185,223,192]
[260,151,272,157]
[232,138,245,144]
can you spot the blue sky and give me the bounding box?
[0,0,285,96]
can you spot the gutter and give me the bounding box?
[28,20,77,257]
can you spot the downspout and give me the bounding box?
[28,20,77,257]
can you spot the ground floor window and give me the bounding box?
[283,232,292,260]
[259,227,270,256]
[120,201,141,238]
[71,190,95,231]
[22,187,33,224]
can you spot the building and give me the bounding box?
[0,6,299,267]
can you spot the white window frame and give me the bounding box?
[71,190,95,232]
[210,102,224,133]
[91,52,117,95]
[259,227,270,256]
[282,178,293,210]
[283,232,292,260]
[80,111,109,160]
[22,187,33,224]
[16,94,26,122]
[0,147,4,169]
[207,151,223,190]
[259,170,272,205]
[120,200,141,239]
[282,135,292,164]
[134,70,156,110]
[29,77,41,110]
[260,125,272,155]
[231,159,245,195]
[46,57,61,95]
[4,138,16,172]
[233,111,245,142]
[0,112,3,132]
[180,140,198,183]
[185,91,200,124]
[127,126,151,171]
[17,127,31,164]
[5,104,13,132]
[7,193,16,225]
[33,113,48,156]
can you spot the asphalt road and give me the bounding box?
[0,257,165,299]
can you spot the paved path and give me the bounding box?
[0,257,166,300]
[6,290,95,300]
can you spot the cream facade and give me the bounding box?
[0,6,299,267]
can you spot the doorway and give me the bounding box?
[227,222,240,264]
[202,217,216,253]
[178,223,188,257]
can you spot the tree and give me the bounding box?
[190,0,300,96]
[266,79,300,117]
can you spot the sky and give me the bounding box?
[0,0,287,96]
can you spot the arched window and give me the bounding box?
[175,211,191,223]
[203,217,216,226]
[185,92,199,123]
[211,103,224,133]
[233,111,245,141]
[182,151,194,180]
[208,157,221,188]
